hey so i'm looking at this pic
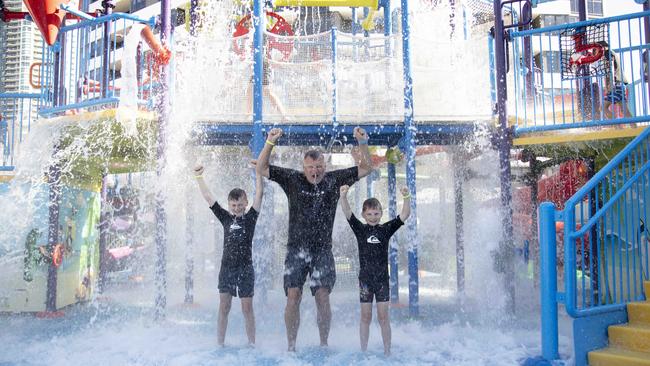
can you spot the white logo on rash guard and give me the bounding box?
[366,235,380,244]
[230,222,242,231]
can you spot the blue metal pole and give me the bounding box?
[539,202,559,360]
[184,193,194,304]
[488,30,497,113]
[493,0,516,314]
[101,0,115,99]
[366,170,374,198]
[190,0,199,36]
[183,0,200,308]
[383,0,391,56]
[98,173,109,293]
[453,154,465,295]
[250,0,268,301]
[388,162,399,303]
[331,28,338,127]
[45,148,61,312]
[252,0,264,127]
[154,0,172,320]
[363,7,370,38]
[401,0,419,317]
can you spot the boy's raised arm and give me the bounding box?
[252,170,264,212]
[193,165,216,206]
[400,187,411,221]
[255,128,283,178]
[339,185,353,220]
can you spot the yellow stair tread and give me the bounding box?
[589,347,650,366]
[611,323,650,332]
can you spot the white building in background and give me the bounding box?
[0,0,43,95]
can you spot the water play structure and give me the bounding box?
[2,0,650,364]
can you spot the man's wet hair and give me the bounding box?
[228,188,247,201]
[362,198,382,212]
[304,149,324,161]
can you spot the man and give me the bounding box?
[256,127,373,351]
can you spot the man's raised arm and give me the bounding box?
[255,128,283,178]
[353,127,373,178]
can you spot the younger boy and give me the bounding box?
[194,165,263,347]
[339,184,411,356]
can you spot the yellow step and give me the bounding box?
[589,347,650,366]
[644,281,650,299]
[629,303,650,326]
[610,324,650,352]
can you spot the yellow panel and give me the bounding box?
[41,109,157,126]
[0,173,14,183]
[274,0,378,7]
[513,126,646,146]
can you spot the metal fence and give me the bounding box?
[508,10,650,133]
[0,93,41,171]
[539,125,650,359]
[38,13,156,116]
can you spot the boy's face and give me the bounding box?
[228,197,248,217]
[362,207,382,226]
[303,156,326,185]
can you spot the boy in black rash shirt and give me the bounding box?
[339,184,411,357]
[193,165,263,347]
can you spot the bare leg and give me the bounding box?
[241,297,255,346]
[285,287,302,352]
[217,293,233,346]
[359,302,372,352]
[264,88,287,119]
[314,287,331,347]
[603,100,613,119]
[376,301,391,356]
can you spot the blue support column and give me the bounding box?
[98,173,109,293]
[539,202,559,361]
[493,0,516,314]
[183,0,200,307]
[388,162,399,303]
[184,195,194,304]
[252,0,264,126]
[383,0,392,58]
[251,0,268,302]
[366,169,374,198]
[101,0,115,99]
[452,153,465,296]
[401,0,419,317]
[154,0,172,320]
[45,148,61,312]
[331,28,338,127]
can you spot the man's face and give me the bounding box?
[228,197,248,217]
[303,156,326,185]
[362,207,383,226]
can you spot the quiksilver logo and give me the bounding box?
[230,223,242,231]
[367,235,380,244]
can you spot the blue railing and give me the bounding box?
[540,125,650,360]
[509,11,650,134]
[0,93,42,171]
[39,13,155,115]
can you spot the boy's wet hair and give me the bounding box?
[362,198,382,212]
[228,188,247,201]
[304,149,324,161]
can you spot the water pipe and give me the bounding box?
[154,0,172,320]
[388,162,399,304]
[400,0,419,317]
[493,0,516,314]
